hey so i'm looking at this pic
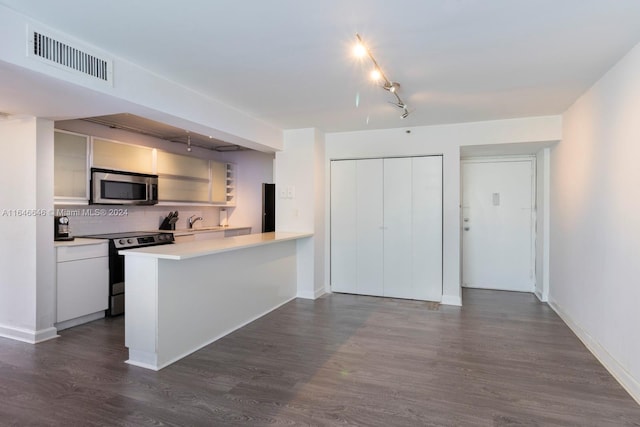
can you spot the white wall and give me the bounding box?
[550,41,640,403]
[325,116,562,305]
[0,117,56,343]
[217,150,274,235]
[36,119,56,333]
[275,128,326,299]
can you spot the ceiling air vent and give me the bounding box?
[28,28,112,85]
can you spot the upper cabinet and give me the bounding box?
[92,138,154,174]
[211,161,227,204]
[54,130,89,203]
[157,151,210,203]
[54,131,236,206]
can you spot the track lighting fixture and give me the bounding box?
[354,33,410,119]
[186,133,192,152]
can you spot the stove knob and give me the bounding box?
[119,239,125,245]
[127,239,133,244]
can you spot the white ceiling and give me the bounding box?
[2,0,640,133]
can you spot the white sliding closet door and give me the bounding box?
[383,158,413,298]
[330,161,357,293]
[330,156,442,301]
[356,159,384,296]
[411,156,443,301]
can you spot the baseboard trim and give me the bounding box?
[297,288,326,300]
[549,298,640,406]
[535,289,549,302]
[55,311,105,331]
[441,295,462,306]
[0,324,59,344]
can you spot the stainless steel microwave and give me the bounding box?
[90,168,158,205]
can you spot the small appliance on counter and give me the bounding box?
[159,211,179,230]
[219,209,228,227]
[54,215,74,241]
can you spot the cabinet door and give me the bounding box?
[330,160,357,293]
[383,158,413,298]
[157,151,209,178]
[211,161,227,203]
[158,177,210,203]
[92,138,153,174]
[194,231,225,241]
[224,228,251,237]
[412,156,443,301]
[57,257,109,323]
[54,130,88,200]
[157,151,210,202]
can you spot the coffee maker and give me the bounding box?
[54,216,74,241]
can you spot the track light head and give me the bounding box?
[384,82,400,93]
[401,109,409,119]
[390,101,407,109]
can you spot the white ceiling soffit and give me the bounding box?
[1,0,640,133]
[77,114,247,152]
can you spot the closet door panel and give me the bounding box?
[356,159,384,296]
[383,158,413,298]
[412,156,443,301]
[330,161,357,293]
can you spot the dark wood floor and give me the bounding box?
[0,289,638,426]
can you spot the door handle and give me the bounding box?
[464,227,470,231]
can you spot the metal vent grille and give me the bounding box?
[31,31,110,82]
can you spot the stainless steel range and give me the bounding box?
[81,231,174,316]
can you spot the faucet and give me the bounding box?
[188,215,203,229]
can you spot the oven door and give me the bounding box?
[91,168,158,205]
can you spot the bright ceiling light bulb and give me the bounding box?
[354,43,366,58]
[370,69,382,81]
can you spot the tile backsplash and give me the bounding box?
[55,204,222,236]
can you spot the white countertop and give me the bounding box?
[120,231,312,260]
[54,238,108,247]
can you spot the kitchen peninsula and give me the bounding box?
[120,231,312,370]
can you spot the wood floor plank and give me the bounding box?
[0,289,638,426]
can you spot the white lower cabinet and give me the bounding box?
[56,242,109,326]
[174,228,251,242]
[224,227,251,237]
[193,231,225,241]
[330,156,443,301]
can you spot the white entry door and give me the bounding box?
[462,159,535,292]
